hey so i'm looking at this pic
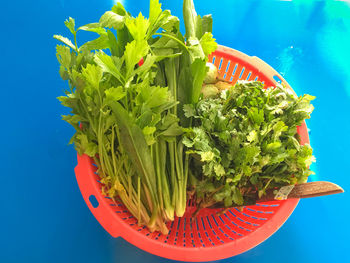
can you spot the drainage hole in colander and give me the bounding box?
[246,72,252,80]
[273,75,282,84]
[137,226,146,232]
[218,58,223,70]
[225,61,231,72]
[164,221,174,243]
[121,216,134,220]
[201,218,215,245]
[229,210,258,229]
[239,67,245,78]
[218,216,241,236]
[182,218,187,246]
[88,195,99,208]
[198,232,205,247]
[212,230,224,244]
[255,203,269,207]
[246,207,274,214]
[206,216,212,228]
[219,227,234,240]
[201,217,206,230]
[232,64,238,75]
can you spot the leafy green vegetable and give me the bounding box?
[55,0,217,233]
[184,81,315,207]
[109,101,160,229]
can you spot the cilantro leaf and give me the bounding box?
[185,81,315,208]
[183,104,196,118]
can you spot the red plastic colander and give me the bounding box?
[74,45,310,262]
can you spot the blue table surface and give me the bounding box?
[1,0,349,262]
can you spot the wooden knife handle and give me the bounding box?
[260,181,344,202]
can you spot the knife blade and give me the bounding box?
[208,181,344,209]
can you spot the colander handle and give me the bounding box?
[75,154,121,238]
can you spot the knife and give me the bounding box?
[208,181,344,209]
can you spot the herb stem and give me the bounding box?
[73,32,79,53]
[154,33,189,52]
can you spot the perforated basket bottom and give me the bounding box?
[102,179,283,248]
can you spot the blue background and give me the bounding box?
[1,0,349,262]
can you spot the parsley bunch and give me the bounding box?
[184,81,315,208]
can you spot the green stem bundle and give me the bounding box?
[56,0,218,234]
